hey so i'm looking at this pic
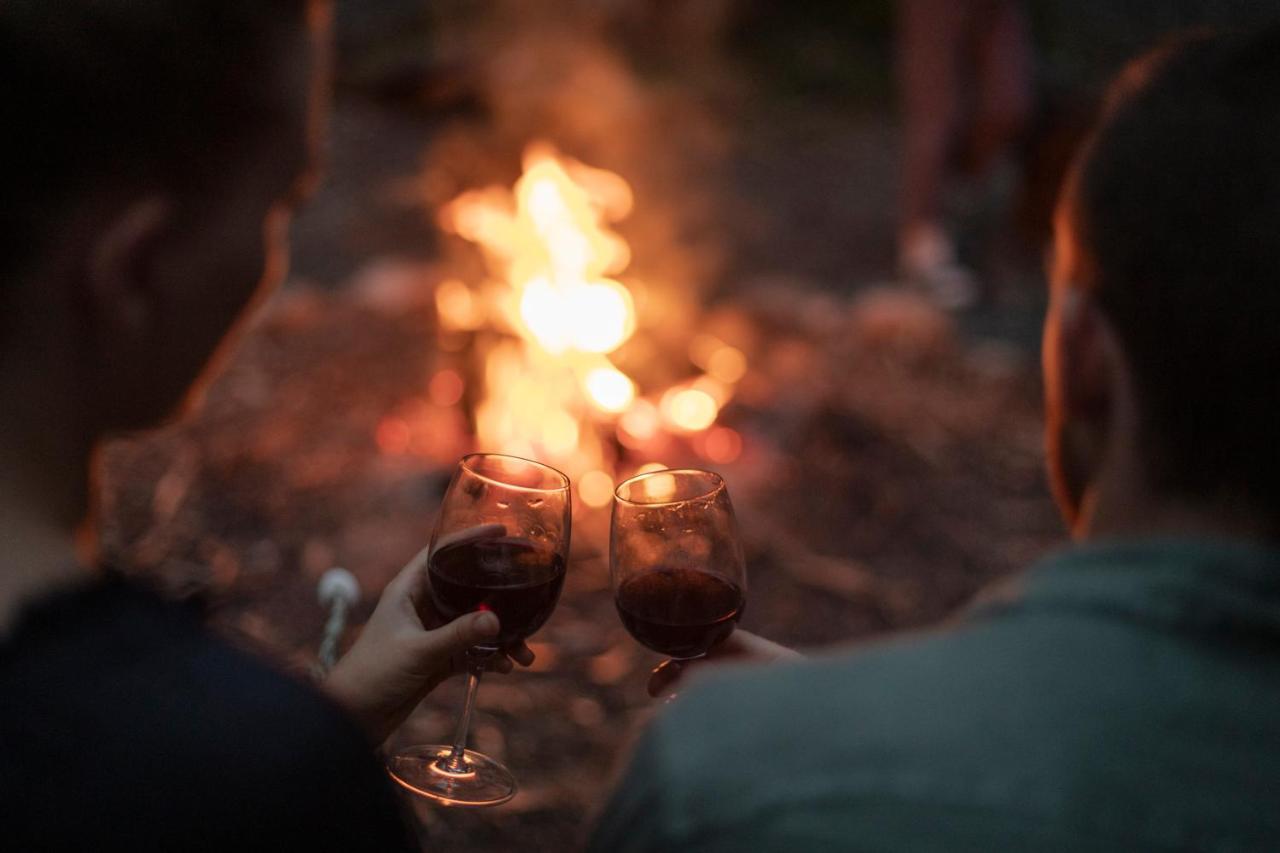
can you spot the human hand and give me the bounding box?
[647,629,802,698]
[325,524,535,745]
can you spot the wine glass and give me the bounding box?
[386,453,571,807]
[610,468,746,688]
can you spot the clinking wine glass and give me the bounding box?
[386,453,571,807]
[610,468,746,689]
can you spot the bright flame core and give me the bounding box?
[585,367,636,413]
[443,148,637,357]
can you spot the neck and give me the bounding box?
[1069,379,1278,546]
[0,366,96,633]
[1081,476,1278,547]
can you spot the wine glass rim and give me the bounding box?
[613,467,725,506]
[459,452,570,493]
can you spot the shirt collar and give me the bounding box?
[980,537,1280,638]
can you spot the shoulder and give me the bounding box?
[1,579,413,851]
[591,624,1008,850]
[662,616,1046,765]
[5,577,355,752]
[593,612,1113,851]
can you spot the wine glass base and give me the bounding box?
[387,745,517,807]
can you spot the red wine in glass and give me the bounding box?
[610,468,747,683]
[615,567,743,659]
[428,537,566,649]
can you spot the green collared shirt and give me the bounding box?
[590,539,1280,852]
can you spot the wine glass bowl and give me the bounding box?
[610,469,746,665]
[427,535,565,652]
[387,453,570,807]
[424,455,571,653]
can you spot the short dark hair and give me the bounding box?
[1065,25,1280,516]
[0,0,313,279]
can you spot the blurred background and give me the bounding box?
[97,1,1280,848]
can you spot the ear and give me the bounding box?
[1057,289,1114,422]
[1044,286,1119,532]
[85,196,173,337]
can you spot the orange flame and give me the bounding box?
[436,143,744,486]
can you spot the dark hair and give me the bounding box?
[1065,25,1280,514]
[0,0,313,279]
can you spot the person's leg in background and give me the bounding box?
[897,0,978,308]
[968,0,1033,176]
[967,0,1035,294]
[897,0,1033,309]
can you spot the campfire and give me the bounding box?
[427,143,747,509]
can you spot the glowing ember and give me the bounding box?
[662,387,718,432]
[376,417,412,455]
[578,470,615,508]
[585,367,635,413]
[690,334,747,384]
[428,369,465,407]
[618,399,660,446]
[642,471,678,502]
[706,346,747,384]
[435,279,484,331]
[700,426,743,464]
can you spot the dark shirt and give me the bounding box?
[0,576,416,852]
[591,538,1280,852]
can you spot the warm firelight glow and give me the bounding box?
[578,470,615,508]
[662,386,719,432]
[643,471,678,502]
[585,367,635,413]
[442,145,636,357]
[690,334,749,384]
[706,346,747,384]
[701,426,743,464]
[439,145,644,467]
[618,399,660,446]
[376,417,412,455]
[519,277,635,354]
[435,143,745,494]
[435,279,484,330]
[428,369,465,407]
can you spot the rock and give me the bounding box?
[848,287,955,360]
[349,259,439,314]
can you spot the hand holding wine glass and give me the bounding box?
[611,468,748,694]
[643,628,802,697]
[387,453,571,807]
[325,525,538,745]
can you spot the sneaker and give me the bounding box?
[899,222,979,310]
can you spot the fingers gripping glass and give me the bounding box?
[386,454,571,807]
[610,469,746,689]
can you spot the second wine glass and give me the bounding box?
[610,468,746,681]
[387,453,570,807]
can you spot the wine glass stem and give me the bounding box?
[441,657,486,773]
